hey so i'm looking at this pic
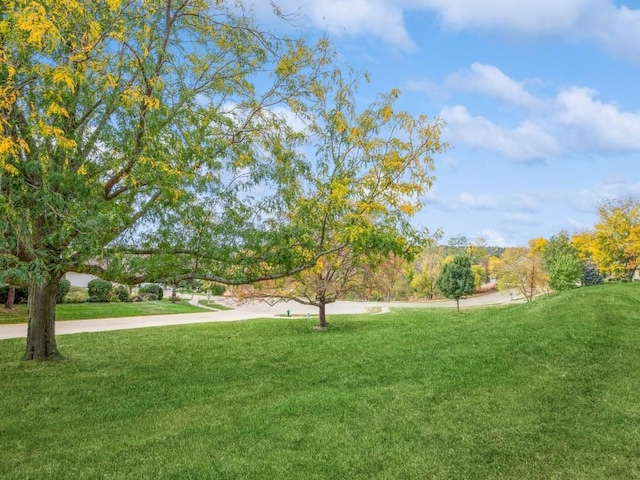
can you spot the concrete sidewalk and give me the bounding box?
[0,310,272,340]
[0,291,523,340]
[0,298,373,340]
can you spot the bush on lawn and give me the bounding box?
[87,279,113,302]
[210,283,226,296]
[56,279,71,304]
[139,284,163,300]
[113,285,130,302]
[65,288,88,303]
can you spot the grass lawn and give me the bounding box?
[197,299,233,310]
[0,299,204,324]
[1,283,639,478]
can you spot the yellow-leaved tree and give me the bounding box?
[241,69,447,328]
[1,0,339,359]
[592,197,640,280]
[490,242,548,302]
[572,197,640,280]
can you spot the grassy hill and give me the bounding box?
[1,283,639,478]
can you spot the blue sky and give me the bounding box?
[254,0,640,247]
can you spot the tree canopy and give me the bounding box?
[490,245,547,302]
[581,197,640,281]
[541,231,582,291]
[233,69,446,328]
[1,1,446,358]
[0,0,328,359]
[436,255,475,312]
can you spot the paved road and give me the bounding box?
[0,290,524,340]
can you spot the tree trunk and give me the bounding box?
[4,286,15,309]
[318,300,327,329]
[24,278,62,361]
[456,298,460,312]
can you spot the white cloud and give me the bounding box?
[554,87,640,152]
[264,0,415,50]
[581,3,640,64]
[414,0,597,35]
[440,66,640,159]
[416,0,640,64]
[459,192,498,210]
[572,182,640,211]
[271,106,308,134]
[264,1,640,64]
[446,63,544,111]
[441,105,559,162]
[477,228,514,248]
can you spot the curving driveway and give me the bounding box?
[0,290,525,340]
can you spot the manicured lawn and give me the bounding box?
[0,299,204,324]
[1,283,639,478]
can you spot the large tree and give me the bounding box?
[0,0,336,360]
[591,197,640,280]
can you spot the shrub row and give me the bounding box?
[85,280,165,303]
[1,279,71,305]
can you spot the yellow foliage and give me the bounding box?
[383,150,402,169]
[46,102,70,118]
[275,55,298,77]
[2,162,20,175]
[381,105,393,121]
[590,197,640,277]
[105,74,119,89]
[16,2,60,47]
[441,254,454,265]
[105,0,122,12]
[0,136,29,158]
[142,95,160,110]
[52,68,76,93]
[571,232,595,261]
[234,153,252,168]
[399,203,418,215]
[37,121,76,149]
[488,256,502,277]
[528,237,547,254]
[334,111,348,134]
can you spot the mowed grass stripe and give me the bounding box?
[1,283,639,479]
[0,299,205,324]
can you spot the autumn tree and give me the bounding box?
[435,254,475,312]
[410,244,445,299]
[0,0,337,359]
[491,245,547,302]
[591,197,640,280]
[241,247,368,328]
[242,69,446,328]
[361,252,411,301]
